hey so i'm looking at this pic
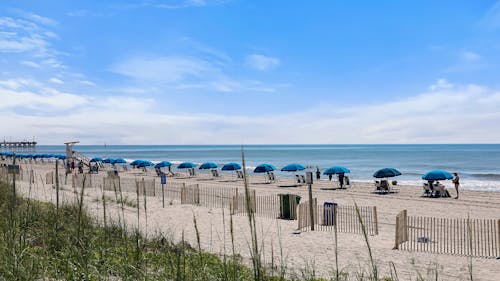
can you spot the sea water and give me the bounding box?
[31,144,500,191]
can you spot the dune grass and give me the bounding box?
[0,179,290,280]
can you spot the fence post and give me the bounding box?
[181,183,186,204]
[153,178,156,196]
[498,219,500,257]
[195,184,200,205]
[402,209,408,242]
[393,209,407,250]
[394,214,400,250]
[232,191,238,215]
[308,183,315,231]
[373,206,379,235]
[251,190,256,213]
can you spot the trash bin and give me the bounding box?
[323,202,337,226]
[278,194,301,220]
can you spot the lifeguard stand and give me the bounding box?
[64,141,79,173]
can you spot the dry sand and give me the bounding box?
[9,161,500,280]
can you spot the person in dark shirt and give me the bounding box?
[338,173,345,188]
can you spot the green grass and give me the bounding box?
[0,180,287,280]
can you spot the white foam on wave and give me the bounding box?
[393,180,500,192]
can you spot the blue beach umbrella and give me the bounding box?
[137,160,154,168]
[373,168,402,178]
[422,170,453,181]
[113,158,127,164]
[323,166,350,175]
[281,163,306,172]
[199,162,218,170]
[90,157,103,162]
[103,158,115,164]
[222,162,242,171]
[56,155,66,160]
[254,163,276,173]
[178,162,197,169]
[155,161,172,168]
[130,160,143,167]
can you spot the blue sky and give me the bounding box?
[1,0,500,144]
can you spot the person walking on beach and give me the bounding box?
[338,173,345,188]
[78,160,83,174]
[316,167,321,180]
[453,172,460,199]
[328,174,332,181]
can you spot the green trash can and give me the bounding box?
[278,194,301,220]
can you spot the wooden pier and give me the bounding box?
[1,140,37,151]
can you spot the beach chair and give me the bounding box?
[434,183,450,198]
[265,172,275,183]
[300,175,305,184]
[296,175,301,183]
[389,181,399,193]
[374,180,389,193]
[422,183,432,196]
[211,169,219,178]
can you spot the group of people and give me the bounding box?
[66,160,85,174]
[315,168,350,188]
[426,172,460,199]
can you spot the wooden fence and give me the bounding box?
[135,178,156,196]
[180,183,238,208]
[103,176,121,192]
[72,174,94,189]
[231,192,300,220]
[297,199,379,236]
[0,166,23,181]
[394,210,500,258]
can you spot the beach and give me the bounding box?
[8,160,500,281]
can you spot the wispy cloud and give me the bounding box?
[49,77,64,84]
[110,52,280,93]
[460,51,481,62]
[245,54,280,71]
[111,55,218,83]
[479,1,500,29]
[444,50,485,73]
[0,14,62,68]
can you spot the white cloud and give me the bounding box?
[0,79,88,111]
[0,14,63,72]
[445,51,484,73]
[22,12,58,26]
[245,54,280,71]
[49,77,64,84]
[460,51,481,62]
[429,78,453,91]
[145,0,229,9]
[111,55,218,82]
[20,60,41,68]
[1,78,499,144]
[111,54,279,93]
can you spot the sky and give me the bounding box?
[1,0,500,145]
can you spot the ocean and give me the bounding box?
[31,144,500,191]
